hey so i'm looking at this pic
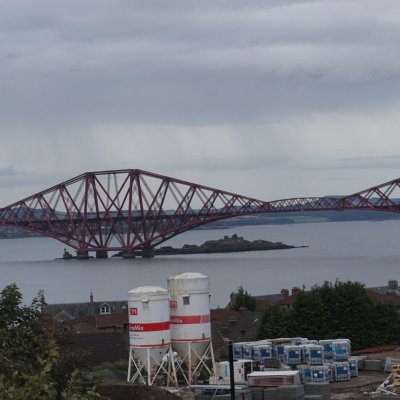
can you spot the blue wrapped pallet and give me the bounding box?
[297,364,312,383]
[284,345,303,365]
[310,365,331,383]
[332,340,350,361]
[253,344,274,362]
[275,343,286,360]
[301,339,318,346]
[233,342,245,359]
[319,339,334,358]
[348,357,359,377]
[291,337,306,345]
[304,345,324,365]
[333,361,351,381]
[243,343,254,359]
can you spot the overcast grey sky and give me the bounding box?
[1,0,400,205]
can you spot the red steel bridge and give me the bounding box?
[0,169,399,258]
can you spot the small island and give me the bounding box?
[154,233,299,255]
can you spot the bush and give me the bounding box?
[0,283,99,399]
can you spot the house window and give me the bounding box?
[100,305,111,315]
[183,295,190,305]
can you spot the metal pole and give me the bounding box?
[228,340,235,400]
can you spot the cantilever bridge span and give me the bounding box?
[0,169,399,258]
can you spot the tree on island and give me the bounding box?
[0,283,99,399]
[257,280,400,350]
[232,285,257,311]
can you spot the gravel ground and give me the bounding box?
[331,370,389,399]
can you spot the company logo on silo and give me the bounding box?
[169,300,177,309]
[129,307,138,316]
[170,314,210,324]
[170,317,183,324]
[128,321,170,332]
[130,324,144,331]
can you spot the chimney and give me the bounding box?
[90,292,94,315]
[281,288,289,298]
[292,287,302,297]
[388,280,399,294]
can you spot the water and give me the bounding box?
[0,220,398,308]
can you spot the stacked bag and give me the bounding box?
[233,337,358,384]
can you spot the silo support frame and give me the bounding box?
[127,346,178,387]
[175,341,216,385]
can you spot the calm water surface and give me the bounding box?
[0,220,398,308]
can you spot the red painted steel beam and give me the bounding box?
[0,170,398,253]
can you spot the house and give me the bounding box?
[70,332,129,367]
[43,292,128,321]
[210,308,261,353]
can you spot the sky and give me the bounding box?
[1,0,400,205]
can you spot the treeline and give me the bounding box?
[255,281,400,350]
[232,281,400,350]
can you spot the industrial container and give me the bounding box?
[168,272,214,383]
[127,286,174,385]
[128,286,171,369]
[214,360,253,383]
[215,361,230,379]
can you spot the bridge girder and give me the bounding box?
[0,169,398,253]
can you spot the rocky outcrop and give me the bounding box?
[155,234,296,255]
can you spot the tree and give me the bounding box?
[257,280,400,350]
[0,283,99,399]
[257,305,290,339]
[232,285,257,311]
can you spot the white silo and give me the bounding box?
[127,286,177,386]
[167,272,216,384]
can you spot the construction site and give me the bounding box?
[116,271,400,400]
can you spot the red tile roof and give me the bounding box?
[79,313,128,330]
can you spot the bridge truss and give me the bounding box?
[0,170,399,257]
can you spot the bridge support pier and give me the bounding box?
[76,251,89,260]
[96,250,108,259]
[122,251,136,259]
[141,248,155,258]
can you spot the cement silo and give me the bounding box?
[127,286,177,386]
[167,272,216,384]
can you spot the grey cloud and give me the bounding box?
[329,156,400,171]
[1,0,400,203]
[1,0,400,129]
[0,167,17,177]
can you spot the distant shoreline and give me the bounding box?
[1,209,399,240]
